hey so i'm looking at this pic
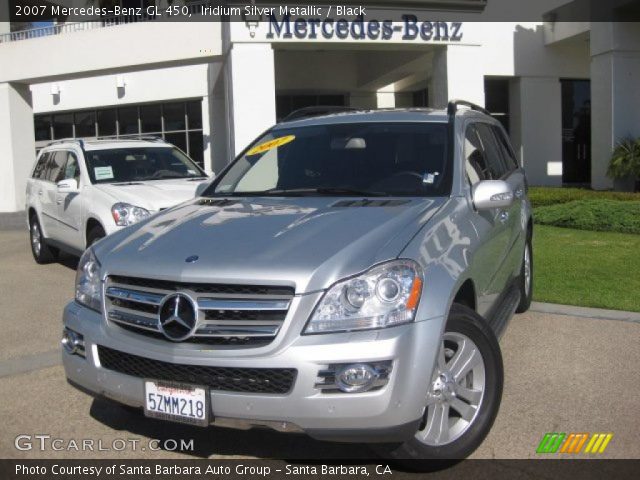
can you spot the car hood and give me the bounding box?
[94,179,208,211]
[95,196,446,294]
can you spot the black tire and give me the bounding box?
[29,215,58,264]
[515,235,533,313]
[375,305,503,468]
[86,224,106,247]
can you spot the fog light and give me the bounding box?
[335,364,379,393]
[62,328,85,357]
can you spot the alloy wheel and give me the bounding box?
[31,222,41,257]
[523,244,532,297]
[415,332,486,446]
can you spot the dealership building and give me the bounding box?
[2,0,640,212]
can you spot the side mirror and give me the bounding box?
[57,178,79,193]
[472,180,514,210]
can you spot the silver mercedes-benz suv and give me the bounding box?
[63,100,533,463]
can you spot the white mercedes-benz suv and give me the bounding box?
[26,138,210,263]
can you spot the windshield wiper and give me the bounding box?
[218,188,388,197]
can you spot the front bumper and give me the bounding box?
[62,301,445,443]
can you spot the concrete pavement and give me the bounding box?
[1,229,638,459]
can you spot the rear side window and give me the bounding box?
[464,125,490,185]
[475,123,508,179]
[32,152,49,179]
[492,125,519,171]
[45,151,67,183]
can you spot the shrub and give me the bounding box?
[528,187,640,208]
[607,137,640,180]
[534,199,640,234]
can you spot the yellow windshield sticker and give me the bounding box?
[246,135,295,156]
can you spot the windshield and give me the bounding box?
[85,147,206,184]
[209,122,450,197]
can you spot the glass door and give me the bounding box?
[561,79,591,185]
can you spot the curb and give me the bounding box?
[530,301,640,324]
[0,211,25,231]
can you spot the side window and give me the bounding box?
[475,123,508,179]
[464,125,490,185]
[32,152,50,179]
[45,151,66,183]
[62,151,81,184]
[492,125,519,171]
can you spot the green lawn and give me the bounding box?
[533,225,640,312]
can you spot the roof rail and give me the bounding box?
[447,99,491,117]
[46,138,85,149]
[93,134,166,142]
[282,106,359,122]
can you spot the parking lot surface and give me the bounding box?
[1,228,639,459]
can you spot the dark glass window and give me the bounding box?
[74,111,96,138]
[186,101,202,129]
[464,126,490,185]
[52,113,73,139]
[97,109,117,137]
[165,132,187,153]
[476,123,508,179]
[33,152,50,179]
[484,77,510,133]
[118,106,139,135]
[163,103,185,131]
[188,130,204,167]
[34,100,205,167]
[34,115,52,141]
[46,151,67,182]
[62,151,81,183]
[492,125,519,171]
[140,104,162,133]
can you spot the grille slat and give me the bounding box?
[98,345,296,394]
[104,276,294,348]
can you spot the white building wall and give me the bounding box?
[29,65,209,114]
[0,83,36,212]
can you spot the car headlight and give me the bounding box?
[304,260,423,334]
[111,202,151,226]
[75,248,102,312]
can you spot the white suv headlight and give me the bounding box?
[304,260,423,334]
[75,248,102,312]
[111,202,151,226]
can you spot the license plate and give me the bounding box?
[144,380,209,427]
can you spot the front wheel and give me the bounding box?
[29,215,58,264]
[516,236,533,313]
[376,305,503,466]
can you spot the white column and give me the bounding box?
[429,45,485,108]
[226,43,276,157]
[591,23,640,190]
[200,95,213,174]
[510,77,562,186]
[0,83,36,212]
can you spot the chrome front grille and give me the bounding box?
[104,276,294,347]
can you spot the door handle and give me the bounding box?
[56,198,63,205]
[514,187,524,199]
[38,191,43,196]
[499,211,509,223]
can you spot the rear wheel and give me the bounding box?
[29,215,58,264]
[515,236,533,313]
[86,224,106,247]
[376,305,503,466]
